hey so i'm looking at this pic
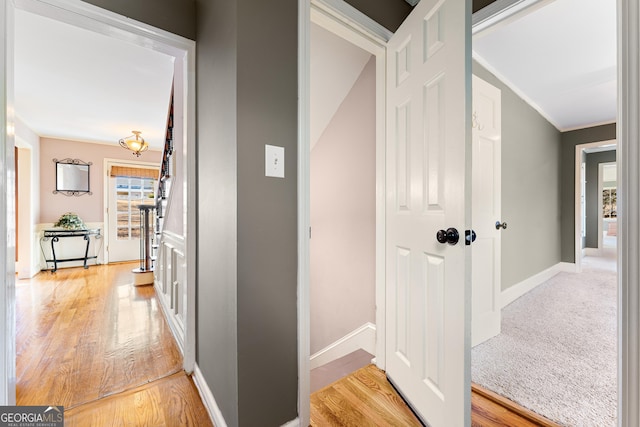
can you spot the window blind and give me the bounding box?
[110,165,159,179]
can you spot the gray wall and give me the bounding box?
[195,0,239,425]
[560,124,616,262]
[585,150,617,248]
[473,61,562,290]
[82,0,195,40]
[235,0,299,425]
[196,0,299,425]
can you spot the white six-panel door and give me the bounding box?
[385,0,470,424]
[471,75,502,347]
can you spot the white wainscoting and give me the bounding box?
[154,230,186,353]
[309,322,376,370]
[500,262,577,308]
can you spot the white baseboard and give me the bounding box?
[281,418,300,427]
[585,247,601,257]
[309,322,376,370]
[501,262,576,308]
[192,363,227,427]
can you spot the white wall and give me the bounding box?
[15,117,40,278]
[310,57,375,354]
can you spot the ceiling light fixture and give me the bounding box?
[119,130,148,157]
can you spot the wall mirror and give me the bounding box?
[53,158,93,196]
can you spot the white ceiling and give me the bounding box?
[15,10,174,150]
[473,0,617,131]
[15,0,616,152]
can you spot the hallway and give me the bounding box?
[16,262,211,425]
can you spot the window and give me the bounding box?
[115,177,156,240]
[603,187,617,219]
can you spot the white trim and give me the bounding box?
[618,0,640,424]
[584,247,601,257]
[310,323,376,370]
[297,1,311,426]
[299,4,387,425]
[0,0,16,405]
[574,140,616,273]
[563,119,617,133]
[500,262,576,308]
[280,419,300,427]
[192,363,226,427]
[471,0,555,37]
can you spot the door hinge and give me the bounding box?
[309,226,312,239]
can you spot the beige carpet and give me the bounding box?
[472,266,616,426]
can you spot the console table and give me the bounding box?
[41,228,102,272]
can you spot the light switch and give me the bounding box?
[265,144,285,178]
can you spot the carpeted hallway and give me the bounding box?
[472,253,616,426]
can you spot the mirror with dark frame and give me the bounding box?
[53,158,93,196]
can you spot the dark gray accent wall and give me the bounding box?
[584,150,616,248]
[196,0,298,425]
[82,0,196,40]
[560,124,616,262]
[473,0,498,13]
[344,0,412,31]
[195,0,239,425]
[472,60,562,290]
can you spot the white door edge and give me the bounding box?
[618,1,640,424]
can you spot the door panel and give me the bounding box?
[471,75,502,347]
[385,0,470,424]
[108,175,155,263]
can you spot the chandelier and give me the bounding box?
[119,130,148,157]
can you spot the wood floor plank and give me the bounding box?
[16,263,212,427]
[311,364,561,427]
[64,372,213,427]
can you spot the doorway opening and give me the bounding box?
[309,22,377,393]
[4,0,197,405]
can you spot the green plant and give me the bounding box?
[54,212,86,230]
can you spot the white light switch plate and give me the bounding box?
[265,144,285,178]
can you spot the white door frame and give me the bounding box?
[617,1,640,423]
[103,158,159,265]
[574,140,616,271]
[0,0,197,401]
[297,1,388,424]
[297,0,639,426]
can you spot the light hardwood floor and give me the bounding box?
[18,263,558,426]
[16,263,212,426]
[311,364,560,427]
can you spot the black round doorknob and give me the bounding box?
[436,227,460,245]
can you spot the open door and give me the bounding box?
[471,75,502,347]
[385,0,470,425]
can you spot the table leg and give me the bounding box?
[50,236,59,273]
[83,235,91,269]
